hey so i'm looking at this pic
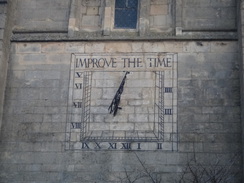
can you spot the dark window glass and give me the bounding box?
[114,0,138,29]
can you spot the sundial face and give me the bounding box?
[65,53,178,151]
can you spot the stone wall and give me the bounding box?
[0,1,7,131]
[0,41,241,182]
[14,0,70,32]
[149,0,173,32]
[0,0,15,130]
[0,0,242,182]
[70,0,174,36]
[80,0,103,32]
[239,0,244,179]
[181,0,236,30]
[11,0,238,39]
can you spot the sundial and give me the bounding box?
[65,53,178,151]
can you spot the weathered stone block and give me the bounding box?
[211,0,236,7]
[47,54,70,64]
[151,0,168,5]
[0,13,6,28]
[17,43,41,53]
[85,43,105,53]
[143,42,164,52]
[183,42,211,53]
[25,70,60,80]
[183,0,211,7]
[104,42,132,53]
[21,54,47,63]
[81,15,100,27]
[87,7,99,15]
[42,43,64,53]
[128,114,149,122]
[131,42,143,52]
[151,15,167,26]
[65,43,85,53]
[15,0,70,31]
[150,5,168,15]
[164,42,183,52]
[0,5,7,14]
[82,0,101,6]
[0,29,4,39]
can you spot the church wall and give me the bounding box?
[14,0,70,32]
[0,0,242,182]
[0,0,16,130]
[181,0,236,30]
[0,40,241,182]
[238,0,244,179]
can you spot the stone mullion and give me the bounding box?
[175,0,182,35]
[68,0,82,37]
[138,0,150,36]
[102,0,112,36]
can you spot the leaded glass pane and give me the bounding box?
[127,0,138,8]
[115,0,127,8]
[114,0,138,29]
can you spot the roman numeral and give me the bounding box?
[157,143,162,149]
[73,102,82,108]
[121,143,131,150]
[137,143,141,150]
[94,142,102,149]
[82,142,89,149]
[71,122,81,129]
[108,143,117,149]
[165,87,173,93]
[75,83,82,89]
[165,109,172,115]
[75,72,82,78]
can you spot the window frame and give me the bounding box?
[113,0,139,30]
[109,0,140,33]
[102,0,150,36]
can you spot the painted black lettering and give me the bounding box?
[76,58,88,68]
[92,58,99,68]
[137,143,141,150]
[121,143,131,150]
[123,58,142,68]
[71,122,75,128]
[75,83,82,89]
[122,58,129,68]
[73,102,82,108]
[157,57,172,67]
[147,57,172,68]
[157,143,162,149]
[156,58,166,67]
[128,58,136,68]
[165,109,172,115]
[94,142,102,149]
[97,58,105,68]
[88,58,93,68]
[136,58,143,67]
[166,57,172,67]
[75,72,82,78]
[104,58,111,67]
[111,58,117,68]
[108,143,117,149]
[71,122,81,129]
[82,142,90,149]
[165,87,173,93]
[147,58,154,67]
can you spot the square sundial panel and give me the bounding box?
[66,53,178,151]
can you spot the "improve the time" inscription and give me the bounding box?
[65,53,178,151]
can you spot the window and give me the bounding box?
[114,0,138,29]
